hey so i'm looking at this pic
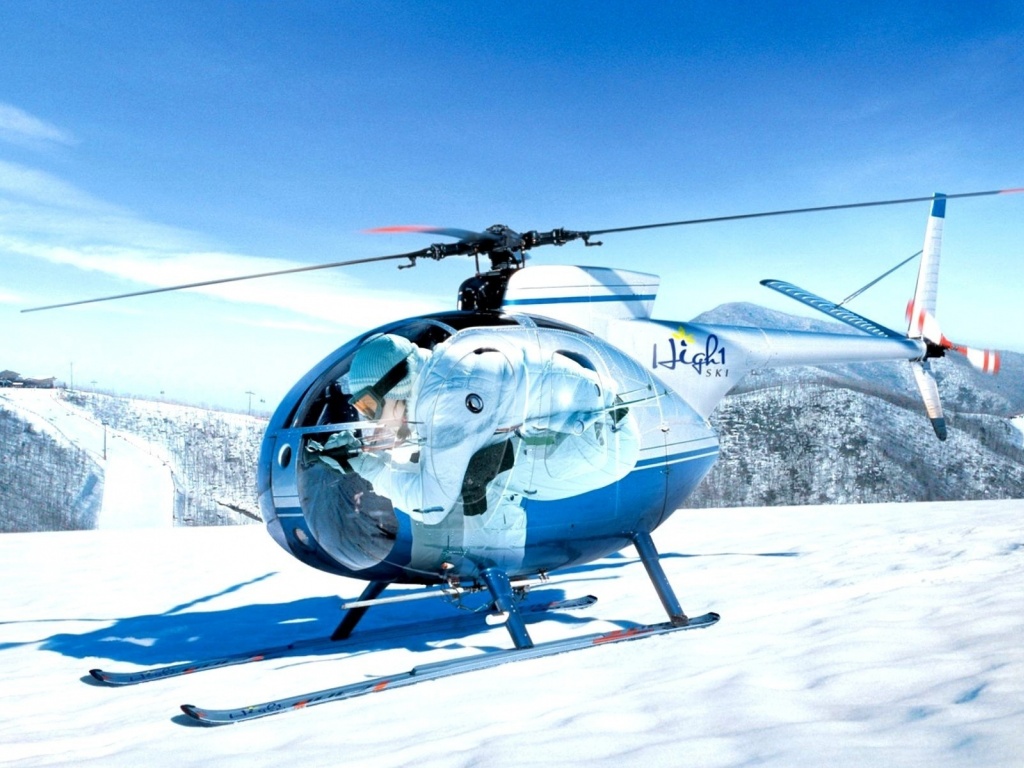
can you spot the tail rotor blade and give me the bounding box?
[941,339,1002,375]
[911,360,947,440]
[961,346,1001,375]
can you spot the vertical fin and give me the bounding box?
[907,193,945,339]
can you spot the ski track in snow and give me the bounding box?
[0,390,172,529]
[1,499,1023,766]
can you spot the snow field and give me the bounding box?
[1,500,1022,767]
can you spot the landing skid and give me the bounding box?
[95,532,718,723]
[181,612,720,725]
[89,595,596,687]
[179,531,718,725]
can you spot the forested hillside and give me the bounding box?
[0,408,102,532]
[685,303,1024,508]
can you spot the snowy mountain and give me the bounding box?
[686,303,1024,507]
[62,391,265,526]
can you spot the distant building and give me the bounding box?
[0,371,57,388]
[23,377,56,389]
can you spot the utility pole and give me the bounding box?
[246,390,255,416]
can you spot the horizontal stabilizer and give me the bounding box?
[760,279,904,339]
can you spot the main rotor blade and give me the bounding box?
[20,249,430,313]
[584,188,1024,237]
[366,225,496,241]
[23,186,1023,314]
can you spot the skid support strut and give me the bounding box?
[632,532,689,626]
[331,580,390,641]
[480,567,534,649]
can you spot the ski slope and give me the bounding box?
[0,389,173,529]
[2,499,1023,766]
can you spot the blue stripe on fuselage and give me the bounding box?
[635,446,720,470]
[520,446,719,574]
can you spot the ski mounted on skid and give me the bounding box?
[90,532,718,723]
[180,612,720,725]
[89,595,598,686]
[175,532,717,725]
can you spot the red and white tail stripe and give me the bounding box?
[940,336,1002,375]
[905,301,943,343]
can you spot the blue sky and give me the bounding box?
[2,2,1023,410]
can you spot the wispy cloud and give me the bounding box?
[229,316,351,336]
[0,159,446,327]
[0,288,23,305]
[0,102,76,148]
[4,236,443,324]
[0,159,120,214]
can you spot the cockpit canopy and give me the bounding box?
[290,311,575,430]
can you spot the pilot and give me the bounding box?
[326,332,517,526]
[346,333,429,439]
[310,331,639,535]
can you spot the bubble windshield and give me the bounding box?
[289,312,660,575]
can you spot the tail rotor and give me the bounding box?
[905,194,1002,441]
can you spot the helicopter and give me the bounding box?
[25,188,1017,722]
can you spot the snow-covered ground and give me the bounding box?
[0,389,173,529]
[1012,416,1024,446]
[2,499,1022,766]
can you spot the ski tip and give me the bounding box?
[86,668,141,686]
[180,704,210,723]
[684,611,721,629]
[175,705,220,728]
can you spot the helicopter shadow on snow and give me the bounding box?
[32,575,600,672]
[34,549,801,672]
